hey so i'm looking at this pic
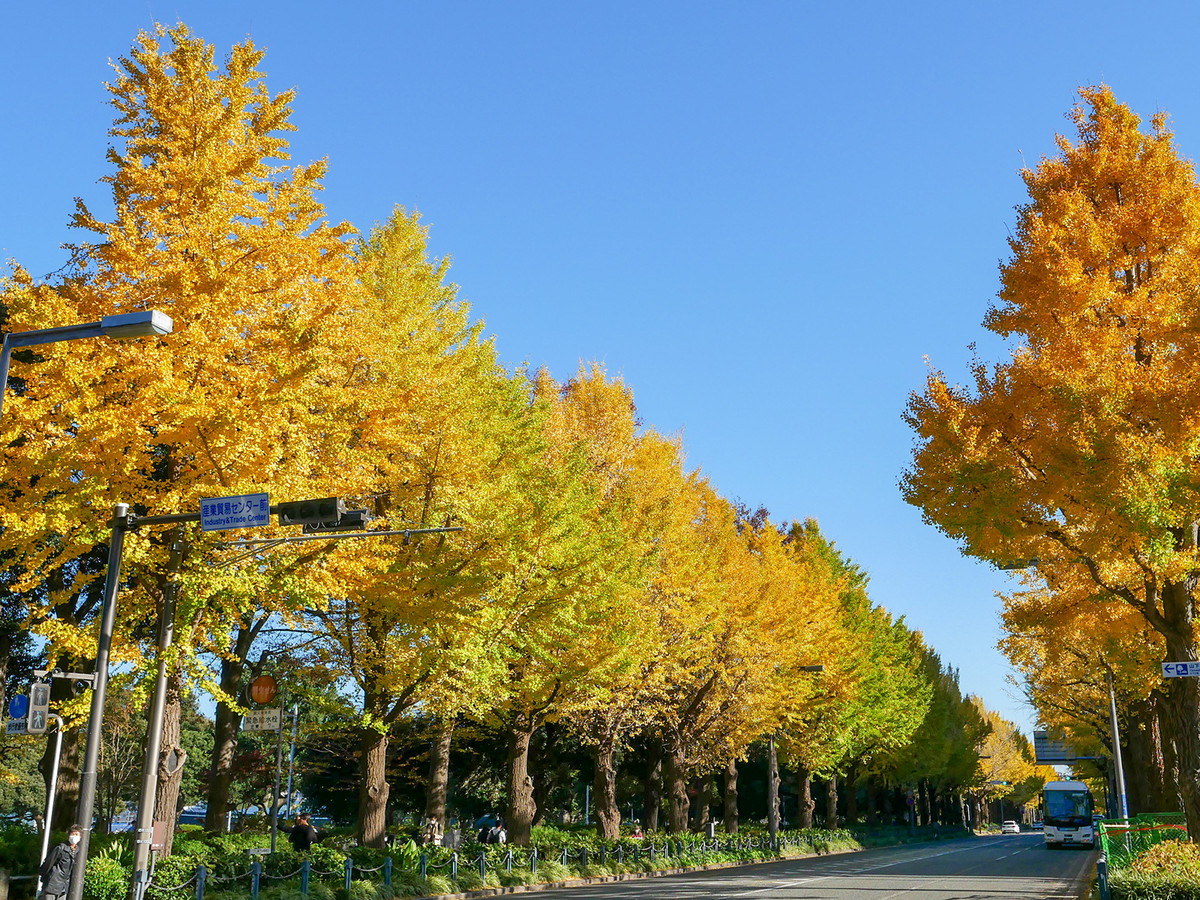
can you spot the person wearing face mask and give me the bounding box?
[38,824,83,900]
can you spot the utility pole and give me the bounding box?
[767,735,779,846]
[1106,667,1129,819]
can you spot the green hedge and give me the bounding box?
[90,822,955,900]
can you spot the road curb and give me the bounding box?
[1075,851,1101,900]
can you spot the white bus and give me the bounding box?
[1041,780,1096,849]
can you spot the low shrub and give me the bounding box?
[1129,840,1200,877]
[533,859,570,882]
[145,853,201,900]
[416,874,454,895]
[454,869,486,890]
[82,856,130,900]
[1110,870,1200,900]
[498,870,538,887]
[385,872,425,897]
[258,889,309,900]
[0,826,42,877]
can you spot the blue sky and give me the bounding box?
[6,1,1199,735]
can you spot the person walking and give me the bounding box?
[39,824,82,900]
[282,813,322,852]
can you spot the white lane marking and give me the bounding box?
[724,841,998,896]
[726,838,1084,898]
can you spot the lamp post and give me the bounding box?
[0,311,172,900]
[0,311,173,419]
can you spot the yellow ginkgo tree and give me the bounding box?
[0,23,360,842]
[1000,578,1172,812]
[903,86,1200,834]
[293,209,583,848]
[472,367,663,846]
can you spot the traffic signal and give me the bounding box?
[27,681,50,735]
[277,497,344,528]
[302,508,371,534]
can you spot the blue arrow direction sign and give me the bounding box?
[200,493,270,533]
[7,694,27,719]
[1163,662,1200,677]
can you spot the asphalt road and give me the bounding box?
[516,833,1095,899]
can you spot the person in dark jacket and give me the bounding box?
[39,824,82,900]
[282,813,322,852]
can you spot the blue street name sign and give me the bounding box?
[1162,662,1200,678]
[200,493,271,533]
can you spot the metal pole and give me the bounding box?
[767,735,779,844]
[285,703,299,820]
[270,703,284,853]
[1106,668,1130,819]
[0,337,13,421]
[131,532,183,900]
[67,503,130,900]
[36,715,65,895]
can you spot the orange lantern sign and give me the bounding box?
[249,674,278,705]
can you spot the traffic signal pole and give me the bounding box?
[67,503,131,900]
[70,496,456,900]
[36,714,65,896]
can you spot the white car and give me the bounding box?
[1001,820,1020,834]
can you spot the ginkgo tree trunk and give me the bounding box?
[904,86,1200,836]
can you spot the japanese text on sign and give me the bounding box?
[243,708,283,732]
[200,493,270,533]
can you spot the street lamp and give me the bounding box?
[0,310,174,418]
[0,311,172,900]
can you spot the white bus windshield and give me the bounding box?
[1044,789,1092,825]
